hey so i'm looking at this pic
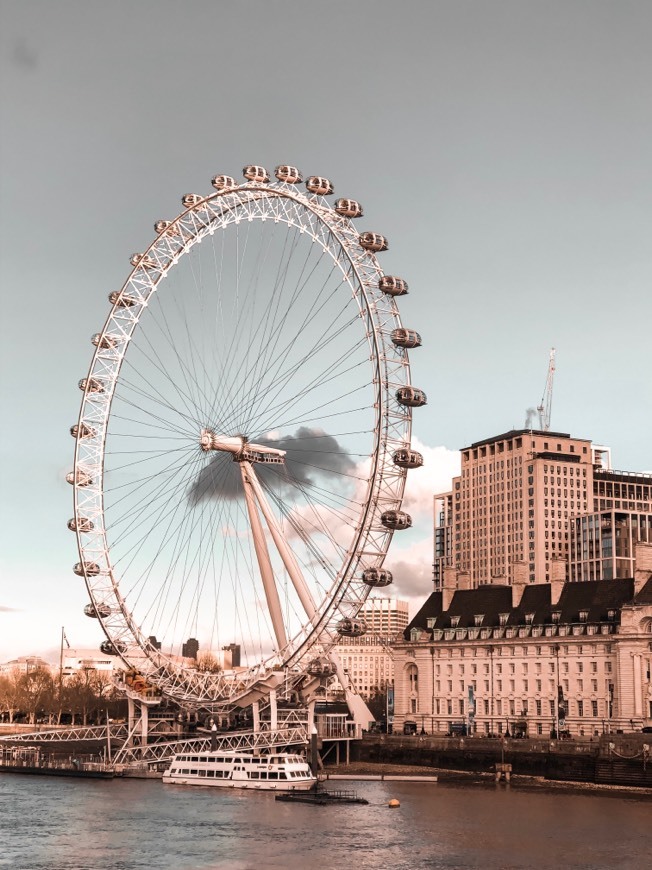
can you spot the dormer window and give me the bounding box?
[499,613,509,627]
[410,628,422,642]
[551,611,561,624]
[525,613,535,625]
[426,617,436,629]
[607,609,616,621]
[450,616,460,628]
[579,610,589,623]
[474,614,484,627]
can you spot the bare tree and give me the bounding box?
[19,668,55,725]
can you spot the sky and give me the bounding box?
[1,0,651,663]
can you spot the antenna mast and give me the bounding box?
[537,348,556,431]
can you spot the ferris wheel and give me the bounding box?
[68,164,425,711]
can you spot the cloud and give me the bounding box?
[0,606,20,613]
[400,438,460,523]
[187,427,355,505]
[384,439,460,602]
[389,537,437,600]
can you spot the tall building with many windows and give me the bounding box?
[335,598,409,700]
[434,429,652,587]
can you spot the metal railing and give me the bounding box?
[112,725,309,767]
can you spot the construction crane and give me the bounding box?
[537,348,556,431]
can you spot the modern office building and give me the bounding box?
[393,544,652,737]
[434,429,652,587]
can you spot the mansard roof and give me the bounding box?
[404,578,637,640]
[633,577,652,605]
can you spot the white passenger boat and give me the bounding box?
[162,750,317,791]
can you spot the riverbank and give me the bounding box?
[324,759,652,799]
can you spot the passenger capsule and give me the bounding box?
[359,232,388,253]
[391,328,422,349]
[211,175,237,190]
[243,165,270,183]
[66,468,93,487]
[396,386,427,407]
[275,165,302,184]
[108,290,138,308]
[381,510,412,530]
[84,602,111,619]
[182,193,203,208]
[67,517,94,533]
[78,377,105,393]
[334,198,363,218]
[337,618,367,638]
[100,639,126,656]
[379,276,408,297]
[307,658,334,677]
[393,449,424,469]
[73,561,101,577]
[130,253,157,270]
[362,568,393,588]
[154,220,173,234]
[306,176,334,196]
[70,422,96,439]
[92,333,119,350]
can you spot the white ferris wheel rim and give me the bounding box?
[70,170,416,710]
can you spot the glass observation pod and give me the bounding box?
[396,386,427,407]
[275,165,303,184]
[362,567,393,588]
[359,232,388,252]
[334,198,363,218]
[91,333,120,350]
[154,220,175,234]
[306,176,334,195]
[243,165,270,183]
[381,510,412,530]
[379,276,408,297]
[337,618,368,638]
[100,639,127,656]
[73,561,101,577]
[70,422,97,439]
[78,377,105,393]
[307,658,335,677]
[84,602,111,619]
[66,468,93,487]
[130,253,158,269]
[391,328,422,349]
[108,290,138,308]
[67,516,94,532]
[182,193,203,208]
[393,449,424,469]
[211,175,237,190]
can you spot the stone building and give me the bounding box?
[393,544,652,737]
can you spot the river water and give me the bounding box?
[0,774,649,870]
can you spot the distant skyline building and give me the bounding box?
[182,638,199,660]
[434,429,652,587]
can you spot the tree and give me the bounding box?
[195,652,222,674]
[0,669,23,723]
[19,667,55,725]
